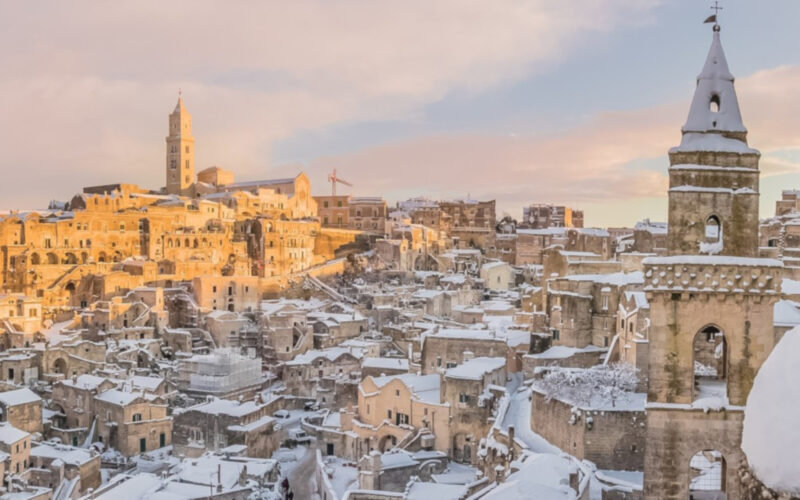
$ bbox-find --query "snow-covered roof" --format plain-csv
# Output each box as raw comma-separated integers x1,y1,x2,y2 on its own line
527,345,605,360
643,255,782,267
560,271,644,286
284,347,364,366
371,373,441,404
742,326,800,495
31,442,94,465
0,388,41,406
95,389,150,406
187,398,269,418
774,300,800,328
362,357,409,371
0,422,29,444
481,453,578,499
445,357,505,381
681,29,747,135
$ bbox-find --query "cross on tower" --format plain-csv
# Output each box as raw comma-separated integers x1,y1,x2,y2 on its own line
710,0,723,17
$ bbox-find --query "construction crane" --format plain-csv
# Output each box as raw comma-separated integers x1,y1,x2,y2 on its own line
327,169,353,196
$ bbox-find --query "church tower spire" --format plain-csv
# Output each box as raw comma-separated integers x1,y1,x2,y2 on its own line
165,94,195,196
666,23,761,257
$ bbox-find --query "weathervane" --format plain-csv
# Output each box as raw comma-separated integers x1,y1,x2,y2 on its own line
705,1,722,31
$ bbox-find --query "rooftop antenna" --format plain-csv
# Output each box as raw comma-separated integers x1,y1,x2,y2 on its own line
704,1,722,31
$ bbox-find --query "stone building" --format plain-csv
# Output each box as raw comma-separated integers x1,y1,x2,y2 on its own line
439,199,496,250
521,204,584,229
281,346,364,402
172,397,279,458
420,329,509,375
641,24,783,499
529,389,646,472
341,373,450,455
546,272,643,349
0,388,42,434
0,422,31,475
29,442,101,494
93,388,172,456
443,357,506,464
349,197,388,234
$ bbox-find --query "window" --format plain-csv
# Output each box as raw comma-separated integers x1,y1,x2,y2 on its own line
323,201,329,208
185,145,190,153
395,390,400,396
132,413,142,422
387,410,392,419
601,294,609,311
185,159,190,169
170,159,177,169
705,215,720,240
459,393,470,403
709,94,720,113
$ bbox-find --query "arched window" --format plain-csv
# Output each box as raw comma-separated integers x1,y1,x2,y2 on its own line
709,94,720,113
689,450,725,494
693,325,726,402
705,215,721,240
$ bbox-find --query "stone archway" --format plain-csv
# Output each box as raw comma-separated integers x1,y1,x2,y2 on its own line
693,325,726,403
378,434,397,452
689,450,726,498
52,357,68,375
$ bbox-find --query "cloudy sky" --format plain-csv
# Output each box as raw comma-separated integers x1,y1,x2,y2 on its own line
1,0,799,226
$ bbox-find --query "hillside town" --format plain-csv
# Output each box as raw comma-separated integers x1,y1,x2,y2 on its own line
0,19,797,500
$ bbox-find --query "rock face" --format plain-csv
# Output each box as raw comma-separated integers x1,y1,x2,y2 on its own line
741,326,800,497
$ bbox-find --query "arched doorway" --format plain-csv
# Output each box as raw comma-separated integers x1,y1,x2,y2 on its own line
693,325,726,402
689,450,726,498
52,357,67,375
378,435,397,452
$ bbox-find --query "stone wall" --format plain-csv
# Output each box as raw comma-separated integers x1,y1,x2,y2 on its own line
530,390,646,471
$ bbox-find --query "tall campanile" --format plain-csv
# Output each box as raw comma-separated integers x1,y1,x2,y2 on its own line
165,96,195,196
641,21,783,499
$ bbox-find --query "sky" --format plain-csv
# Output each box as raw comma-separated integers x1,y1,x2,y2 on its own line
1,0,799,227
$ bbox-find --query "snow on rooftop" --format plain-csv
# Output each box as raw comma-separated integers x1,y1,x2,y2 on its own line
362,357,409,371
774,300,800,328
0,422,29,444
188,398,268,418
285,346,364,366
742,326,800,495
782,278,800,296
406,481,467,500
445,357,505,380
371,373,441,404
31,442,93,465
643,255,782,267
528,345,606,360
481,453,577,499
560,271,643,286
681,29,747,135
0,388,41,406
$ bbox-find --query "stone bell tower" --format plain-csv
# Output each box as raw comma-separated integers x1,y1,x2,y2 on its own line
165,95,195,196
666,23,760,257
642,21,782,499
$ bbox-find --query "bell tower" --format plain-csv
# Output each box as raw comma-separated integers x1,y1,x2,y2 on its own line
165,95,195,196
642,20,783,499
666,23,760,257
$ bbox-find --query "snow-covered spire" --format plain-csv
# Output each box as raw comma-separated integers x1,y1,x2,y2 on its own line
681,25,746,135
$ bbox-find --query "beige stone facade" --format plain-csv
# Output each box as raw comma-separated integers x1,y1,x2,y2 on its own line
641,27,782,499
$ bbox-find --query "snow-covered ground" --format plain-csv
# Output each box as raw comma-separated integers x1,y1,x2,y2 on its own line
500,374,560,454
